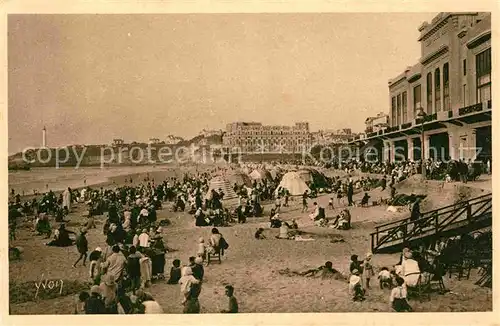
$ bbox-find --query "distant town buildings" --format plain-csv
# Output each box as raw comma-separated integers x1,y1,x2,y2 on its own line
112,139,124,146
365,113,389,133
222,122,313,153
199,129,223,138
165,135,184,145
350,12,491,163
149,138,161,145
312,128,354,145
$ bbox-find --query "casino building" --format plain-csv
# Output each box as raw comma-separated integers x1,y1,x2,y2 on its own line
222,122,313,154
350,12,491,163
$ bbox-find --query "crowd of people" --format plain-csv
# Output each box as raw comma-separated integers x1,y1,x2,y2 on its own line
338,157,489,183
8,156,491,314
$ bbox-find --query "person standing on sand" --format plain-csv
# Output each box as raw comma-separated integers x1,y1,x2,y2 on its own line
302,190,309,212
347,181,354,206
73,229,89,268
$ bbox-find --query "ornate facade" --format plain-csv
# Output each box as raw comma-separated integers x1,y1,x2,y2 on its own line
351,12,491,163
222,122,313,153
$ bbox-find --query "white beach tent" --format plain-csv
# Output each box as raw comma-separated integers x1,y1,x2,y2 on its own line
275,171,311,196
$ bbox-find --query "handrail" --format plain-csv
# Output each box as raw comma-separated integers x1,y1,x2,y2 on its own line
371,193,492,251
374,193,491,230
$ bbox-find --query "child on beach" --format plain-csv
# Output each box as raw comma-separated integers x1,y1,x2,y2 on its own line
348,269,365,301
390,277,413,312
167,259,182,284
362,253,375,289
349,254,363,274
378,267,393,289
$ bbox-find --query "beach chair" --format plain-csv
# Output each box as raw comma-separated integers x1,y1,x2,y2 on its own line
207,247,222,265
406,274,430,302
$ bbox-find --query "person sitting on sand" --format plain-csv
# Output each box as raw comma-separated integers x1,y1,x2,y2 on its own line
276,222,291,240
361,192,370,207
167,259,182,284
332,209,351,230
299,261,346,280
270,212,282,228
255,228,266,239
309,202,320,221
46,223,75,247
35,212,52,238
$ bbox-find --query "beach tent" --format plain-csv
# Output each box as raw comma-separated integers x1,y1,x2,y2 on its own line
249,169,273,182
275,172,311,196
297,168,329,188
268,166,283,181
205,176,238,200
225,171,253,187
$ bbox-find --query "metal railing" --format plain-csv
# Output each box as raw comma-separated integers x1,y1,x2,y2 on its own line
370,193,492,252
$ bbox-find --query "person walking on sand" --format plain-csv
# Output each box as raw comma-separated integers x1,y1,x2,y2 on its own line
73,228,89,268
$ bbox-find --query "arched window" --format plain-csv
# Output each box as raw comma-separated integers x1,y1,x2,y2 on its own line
426,72,433,114
435,68,441,112
443,63,450,110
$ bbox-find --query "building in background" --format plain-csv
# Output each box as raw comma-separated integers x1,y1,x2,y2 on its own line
365,113,389,133
313,128,354,145
149,138,161,145
199,129,224,138
165,135,184,145
223,122,313,153
350,12,491,163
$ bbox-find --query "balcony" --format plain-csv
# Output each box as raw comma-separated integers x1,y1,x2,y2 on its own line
401,122,412,130
415,112,437,125
385,125,400,133
459,103,483,116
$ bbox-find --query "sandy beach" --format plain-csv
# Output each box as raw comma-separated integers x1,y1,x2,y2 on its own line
8,167,492,314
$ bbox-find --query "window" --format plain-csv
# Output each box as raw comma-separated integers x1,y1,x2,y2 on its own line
413,85,422,117
463,84,468,106
402,91,408,123
396,94,402,126
391,97,396,127
426,72,433,114
443,63,450,111
476,48,491,102
463,59,467,76
435,68,441,112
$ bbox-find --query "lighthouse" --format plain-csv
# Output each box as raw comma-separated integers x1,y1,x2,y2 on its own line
42,126,47,148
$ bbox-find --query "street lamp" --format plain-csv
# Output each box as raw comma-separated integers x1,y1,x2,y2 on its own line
417,107,427,179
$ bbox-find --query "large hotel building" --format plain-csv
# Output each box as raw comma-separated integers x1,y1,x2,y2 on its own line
351,12,491,163
222,122,313,153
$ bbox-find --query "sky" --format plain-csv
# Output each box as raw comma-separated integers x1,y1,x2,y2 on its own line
8,13,437,153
